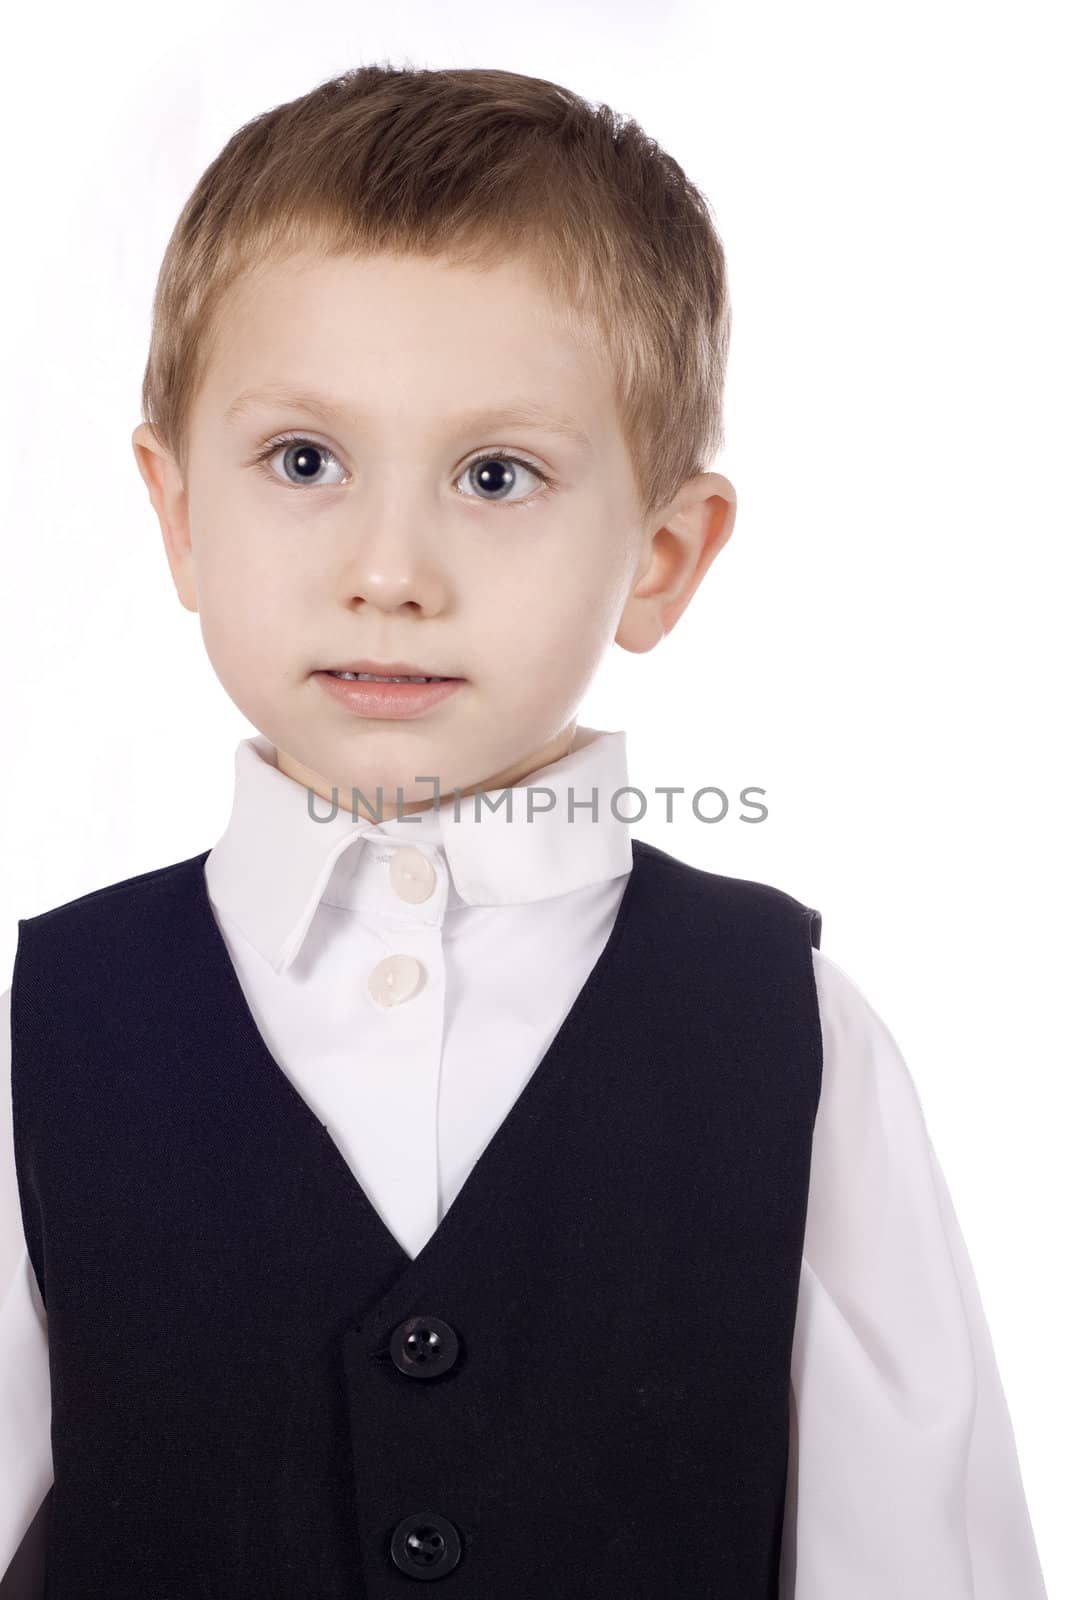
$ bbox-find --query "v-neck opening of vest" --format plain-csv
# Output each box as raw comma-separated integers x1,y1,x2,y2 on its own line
188,839,649,1309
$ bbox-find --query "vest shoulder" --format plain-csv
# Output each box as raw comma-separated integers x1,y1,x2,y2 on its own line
18,850,209,935
630,837,822,947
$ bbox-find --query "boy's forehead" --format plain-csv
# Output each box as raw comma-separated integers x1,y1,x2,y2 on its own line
229,246,580,322
201,249,610,434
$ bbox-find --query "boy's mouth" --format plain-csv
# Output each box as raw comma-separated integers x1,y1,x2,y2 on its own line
320,658,464,684
313,667,466,720
326,671,452,683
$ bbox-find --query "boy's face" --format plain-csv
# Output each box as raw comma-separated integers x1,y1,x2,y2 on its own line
133,249,734,817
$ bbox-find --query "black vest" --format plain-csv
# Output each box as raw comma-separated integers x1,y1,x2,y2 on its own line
11,837,822,1599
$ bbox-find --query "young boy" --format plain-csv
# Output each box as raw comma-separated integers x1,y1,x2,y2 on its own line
0,63,1048,1599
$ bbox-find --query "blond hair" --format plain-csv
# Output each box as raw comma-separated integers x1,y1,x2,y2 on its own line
140,63,731,524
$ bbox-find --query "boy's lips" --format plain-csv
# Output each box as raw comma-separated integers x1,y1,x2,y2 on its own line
313,670,465,720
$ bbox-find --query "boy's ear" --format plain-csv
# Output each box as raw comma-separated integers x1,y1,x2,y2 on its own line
615,471,737,655
130,423,198,613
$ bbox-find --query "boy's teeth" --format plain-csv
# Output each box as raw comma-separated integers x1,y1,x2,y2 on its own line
329,671,447,683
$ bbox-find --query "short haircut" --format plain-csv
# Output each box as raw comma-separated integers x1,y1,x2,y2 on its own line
140,63,731,524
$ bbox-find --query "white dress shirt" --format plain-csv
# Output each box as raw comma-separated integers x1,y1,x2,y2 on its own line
0,725,1048,1597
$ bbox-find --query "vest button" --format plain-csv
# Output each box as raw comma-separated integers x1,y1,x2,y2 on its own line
367,953,423,1006
389,1315,460,1379
389,1510,463,1578
389,845,438,904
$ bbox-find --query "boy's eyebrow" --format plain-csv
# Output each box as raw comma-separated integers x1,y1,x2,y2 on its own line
223,385,594,451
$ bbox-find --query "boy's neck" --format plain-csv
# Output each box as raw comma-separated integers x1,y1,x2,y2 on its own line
273,720,580,822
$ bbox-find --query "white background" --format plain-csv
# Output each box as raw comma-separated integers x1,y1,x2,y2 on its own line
1,0,1062,1586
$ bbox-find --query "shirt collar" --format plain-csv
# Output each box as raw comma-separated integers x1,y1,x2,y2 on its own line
205,724,634,974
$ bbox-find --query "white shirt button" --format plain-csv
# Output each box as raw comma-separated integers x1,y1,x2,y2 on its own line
389,845,437,904
367,953,424,1007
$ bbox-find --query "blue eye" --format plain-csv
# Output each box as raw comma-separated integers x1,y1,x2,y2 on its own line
253,438,346,489
251,435,553,508
457,452,548,505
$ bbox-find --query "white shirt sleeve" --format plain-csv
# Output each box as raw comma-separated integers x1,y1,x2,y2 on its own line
780,950,1047,1598
0,984,53,1580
